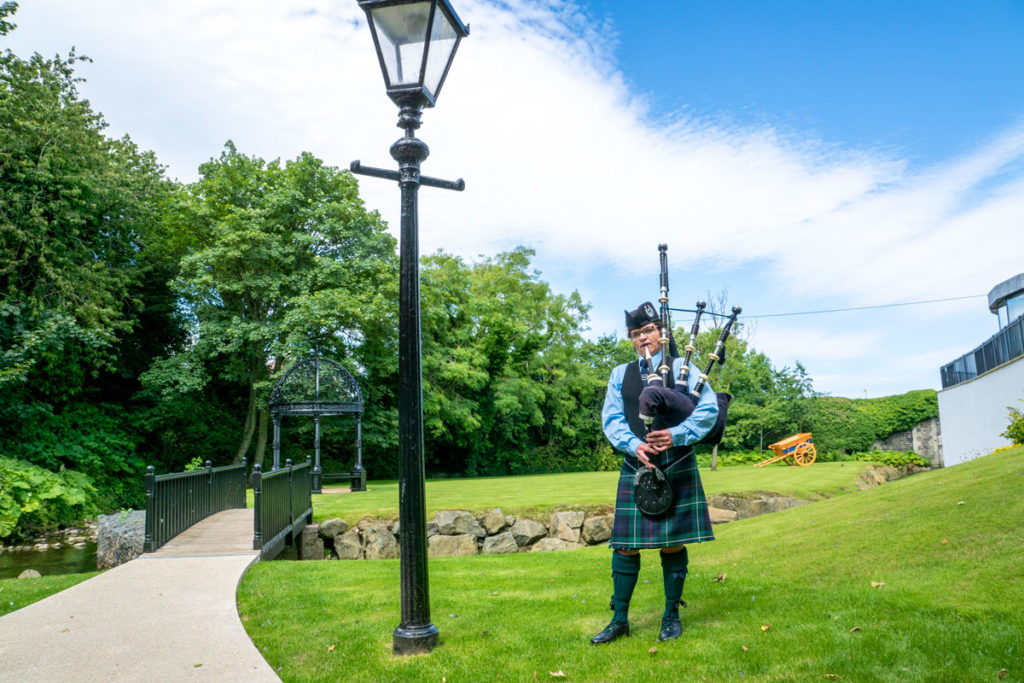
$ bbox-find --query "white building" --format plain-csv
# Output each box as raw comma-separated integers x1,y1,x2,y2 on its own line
937,273,1024,466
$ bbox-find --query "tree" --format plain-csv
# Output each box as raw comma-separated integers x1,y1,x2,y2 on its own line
418,248,612,476
1,4,180,517
149,144,397,467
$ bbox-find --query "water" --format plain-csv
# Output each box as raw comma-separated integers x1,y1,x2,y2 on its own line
0,542,98,579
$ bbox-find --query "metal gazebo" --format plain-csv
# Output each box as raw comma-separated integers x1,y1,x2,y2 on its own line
268,356,366,493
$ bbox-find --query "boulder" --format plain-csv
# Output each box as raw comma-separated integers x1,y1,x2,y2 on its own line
334,529,363,560
511,518,547,547
97,510,145,569
18,569,41,579
434,510,486,538
364,524,399,560
298,525,324,560
481,531,518,555
428,533,478,557
550,510,585,543
319,518,349,539
481,508,506,535
581,515,613,544
531,537,579,552
708,507,738,524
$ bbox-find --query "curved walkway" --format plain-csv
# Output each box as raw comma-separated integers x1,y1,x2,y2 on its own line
0,509,279,682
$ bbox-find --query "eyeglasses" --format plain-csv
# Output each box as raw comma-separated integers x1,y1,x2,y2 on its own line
629,324,659,340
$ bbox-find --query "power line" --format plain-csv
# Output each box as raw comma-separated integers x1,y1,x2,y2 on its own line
669,294,986,319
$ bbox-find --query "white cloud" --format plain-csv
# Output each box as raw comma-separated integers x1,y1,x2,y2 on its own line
7,0,1024,396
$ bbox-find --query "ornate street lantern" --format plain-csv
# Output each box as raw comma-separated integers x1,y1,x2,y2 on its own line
359,0,469,108
352,0,469,657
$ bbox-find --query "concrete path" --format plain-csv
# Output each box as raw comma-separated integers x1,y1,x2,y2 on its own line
0,509,280,682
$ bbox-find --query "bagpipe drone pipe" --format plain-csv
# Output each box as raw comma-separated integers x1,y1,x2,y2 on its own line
637,244,741,446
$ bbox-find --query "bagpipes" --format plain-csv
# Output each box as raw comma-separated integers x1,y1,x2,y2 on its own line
637,244,741,447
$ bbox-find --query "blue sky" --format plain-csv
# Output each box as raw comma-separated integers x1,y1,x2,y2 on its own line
6,0,1024,398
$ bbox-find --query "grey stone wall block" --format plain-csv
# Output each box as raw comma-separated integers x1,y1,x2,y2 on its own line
481,508,506,535
299,525,324,560
482,531,518,555
318,518,349,539
428,533,478,557
581,514,613,544
510,518,547,547
334,529,363,560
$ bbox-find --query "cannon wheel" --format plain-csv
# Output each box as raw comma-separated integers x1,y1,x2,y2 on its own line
792,442,817,466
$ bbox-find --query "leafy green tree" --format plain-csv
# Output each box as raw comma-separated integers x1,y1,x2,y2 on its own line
418,248,611,476
0,4,179,522
149,144,396,467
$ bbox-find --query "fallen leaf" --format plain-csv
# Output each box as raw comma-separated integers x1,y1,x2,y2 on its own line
327,644,335,652
941,540,948,545
662,660,669,664
825,675,838,680
742,645,748,652
870,581,885,588
713,572,727,583
997,669,1008,679
61,628,69,633
193,664,202,668
849,626,861,633
761,624,770,632
648,646,658,654
549,671,566,678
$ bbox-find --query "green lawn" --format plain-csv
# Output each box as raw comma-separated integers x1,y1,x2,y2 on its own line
0,571,100,617
237,448,1024,682
310,461,873,523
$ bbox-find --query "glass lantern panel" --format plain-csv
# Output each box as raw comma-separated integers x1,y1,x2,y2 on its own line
422,4,460,99
370,1,432,86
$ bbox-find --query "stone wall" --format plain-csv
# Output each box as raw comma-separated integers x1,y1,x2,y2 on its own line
313,494,818,561
871,417,943,467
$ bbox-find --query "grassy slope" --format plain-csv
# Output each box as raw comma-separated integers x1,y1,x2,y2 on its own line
238,448,1024,682
311,461,872,523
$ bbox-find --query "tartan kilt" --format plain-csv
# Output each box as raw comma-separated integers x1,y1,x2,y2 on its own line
609,446,715,550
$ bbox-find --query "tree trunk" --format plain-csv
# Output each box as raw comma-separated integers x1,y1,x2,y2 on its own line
233,384,258,464
711,444,719,471
253,408,269,471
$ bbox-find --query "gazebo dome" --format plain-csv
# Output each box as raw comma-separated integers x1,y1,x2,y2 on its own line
269,356,363,416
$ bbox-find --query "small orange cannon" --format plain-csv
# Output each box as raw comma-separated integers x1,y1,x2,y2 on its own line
754,432,817,467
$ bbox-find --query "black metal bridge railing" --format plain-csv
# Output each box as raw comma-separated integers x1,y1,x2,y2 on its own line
143,459,248,553
252,457,313,560
940,315,1024,388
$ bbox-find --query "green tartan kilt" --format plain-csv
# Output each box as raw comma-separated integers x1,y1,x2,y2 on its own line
609,446,715,550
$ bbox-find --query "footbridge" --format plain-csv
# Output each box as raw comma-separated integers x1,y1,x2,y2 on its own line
0,459,317,682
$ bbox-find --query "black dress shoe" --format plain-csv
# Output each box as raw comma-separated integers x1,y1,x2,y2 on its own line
658,617,682,641
590,621,630,644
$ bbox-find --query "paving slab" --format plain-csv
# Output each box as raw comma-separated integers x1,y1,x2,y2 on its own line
0,509,279,682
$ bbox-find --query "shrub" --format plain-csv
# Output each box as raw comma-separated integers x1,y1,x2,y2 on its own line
1002,401,1024,445
853,450,930,468
0,457,98,540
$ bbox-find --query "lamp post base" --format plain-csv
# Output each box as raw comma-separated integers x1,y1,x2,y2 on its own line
393,622,439,655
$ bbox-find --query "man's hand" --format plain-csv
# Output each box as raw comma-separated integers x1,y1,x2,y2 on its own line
635,443,657,467
645,429,674,452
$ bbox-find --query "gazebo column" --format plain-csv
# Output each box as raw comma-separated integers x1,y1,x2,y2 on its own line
312,414,323,494
272,414,282,470
352,414,366,492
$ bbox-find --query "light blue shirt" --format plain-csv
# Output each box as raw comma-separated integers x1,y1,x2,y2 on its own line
602,350,719,456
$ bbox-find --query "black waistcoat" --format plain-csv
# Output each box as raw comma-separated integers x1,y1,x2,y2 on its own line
622,360,690,451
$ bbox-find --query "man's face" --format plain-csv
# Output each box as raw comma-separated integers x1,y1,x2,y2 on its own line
629,322,660,357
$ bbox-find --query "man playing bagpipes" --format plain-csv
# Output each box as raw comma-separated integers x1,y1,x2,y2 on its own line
592,300,719,644
592,245,741,644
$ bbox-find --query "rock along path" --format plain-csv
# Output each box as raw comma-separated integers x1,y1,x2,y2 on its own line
0,508,279,682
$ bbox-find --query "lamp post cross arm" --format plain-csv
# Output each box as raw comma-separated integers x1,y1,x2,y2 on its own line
350,160,465,192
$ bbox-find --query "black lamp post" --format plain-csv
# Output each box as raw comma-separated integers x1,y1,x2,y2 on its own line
351,0,469,656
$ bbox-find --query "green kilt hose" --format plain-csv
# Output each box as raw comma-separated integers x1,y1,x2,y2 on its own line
609,446,715,550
